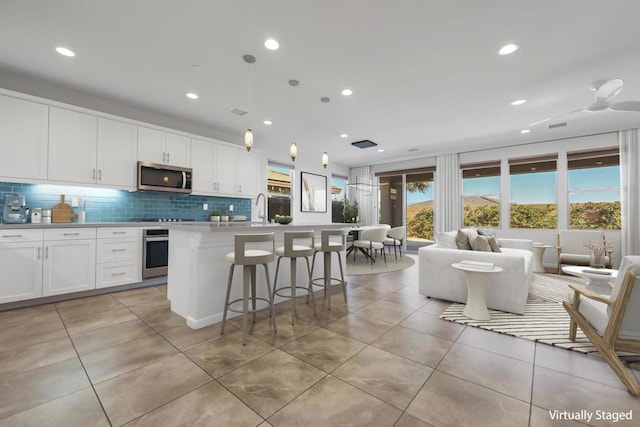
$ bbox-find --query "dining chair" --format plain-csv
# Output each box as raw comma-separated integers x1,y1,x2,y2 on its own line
353,227,387,266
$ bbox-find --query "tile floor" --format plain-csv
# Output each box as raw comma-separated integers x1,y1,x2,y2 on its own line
1,256,640,426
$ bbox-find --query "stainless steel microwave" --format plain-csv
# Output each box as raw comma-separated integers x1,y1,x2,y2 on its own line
137,161,192,193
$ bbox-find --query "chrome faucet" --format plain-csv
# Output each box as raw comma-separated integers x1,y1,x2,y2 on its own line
256,193,267,225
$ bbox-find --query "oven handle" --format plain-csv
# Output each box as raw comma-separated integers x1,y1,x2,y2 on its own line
144,237,169,242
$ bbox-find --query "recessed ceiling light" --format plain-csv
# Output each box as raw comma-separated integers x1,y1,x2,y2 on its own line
55,47,75,57
341,89,353,96
377,149,384,153
186,92,199,100
498,43,519,55
511,99,527,106
340,133,348,138
263,120,272,125
264,39,279,50
520,129,531,134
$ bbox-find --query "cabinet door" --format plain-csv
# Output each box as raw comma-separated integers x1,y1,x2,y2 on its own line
137,126,165,164
165,132,191,167
43,239,96,296
237,149,259,196
97,118,137,188
215,144,238,194
190,138,215,195
48,107,98,183
0,242,43,303
0,95,48,180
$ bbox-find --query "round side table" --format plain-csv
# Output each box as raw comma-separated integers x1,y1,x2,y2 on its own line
451,262,503,320
532,243,553,273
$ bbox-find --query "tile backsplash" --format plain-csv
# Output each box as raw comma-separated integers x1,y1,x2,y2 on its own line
0,182,251,223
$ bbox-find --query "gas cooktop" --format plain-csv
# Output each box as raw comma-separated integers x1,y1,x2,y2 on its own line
134,218,196,222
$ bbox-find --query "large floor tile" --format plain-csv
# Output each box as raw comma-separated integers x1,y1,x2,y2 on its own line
268,375,402,427
0,336,76,378
0,358,90,419
394,413,433,427
399,311,465,341
372,325,453,367
323,314,394,344
354,300,415,324
160,323,225,351
128,303,191,332
379,291,429,310
332,346,432,410
245,313,318,348
0,304,58,326
218,349,325,418
417,298,452,316
95,353,211,426
457,325,535,363
437,342,533,402
281,328,366,372
81,333,178,384
110,286,167,307
532,366,640,426
406,370,530,427
125,381,262,427
63,307,139,335
70,318,156,355
0,387,109,427
0,310,67,352
185,329,276,378
55,294,124,320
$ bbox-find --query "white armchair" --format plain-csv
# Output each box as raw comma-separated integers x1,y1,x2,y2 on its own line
353,227,387,266
563,256,640,395
384,226,406,261
557,230,613,273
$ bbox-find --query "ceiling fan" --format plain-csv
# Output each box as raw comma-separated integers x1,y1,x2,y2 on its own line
529,78,640,127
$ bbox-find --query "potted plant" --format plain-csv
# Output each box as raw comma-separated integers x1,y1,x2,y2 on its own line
342,197,359,224
220,208,229,222
210,210,221,222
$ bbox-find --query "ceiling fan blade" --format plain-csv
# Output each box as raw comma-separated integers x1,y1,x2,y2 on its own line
609,101,640,113
528,108,585,127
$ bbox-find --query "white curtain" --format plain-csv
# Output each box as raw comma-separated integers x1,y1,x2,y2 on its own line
434,153,462,232
619,129,640,257
349,166,377,225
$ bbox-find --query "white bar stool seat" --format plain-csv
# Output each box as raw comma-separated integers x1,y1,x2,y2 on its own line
221,233,277,345
273,231,316,324
310,229,348,310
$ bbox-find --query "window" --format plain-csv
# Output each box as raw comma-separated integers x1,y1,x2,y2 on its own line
267,162,292,220
568,148,620,229
331,175,348,223
461,161,501,227
405,171,435,243
509,155,558,229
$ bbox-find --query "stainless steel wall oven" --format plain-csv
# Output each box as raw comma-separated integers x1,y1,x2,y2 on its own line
142,228,169,278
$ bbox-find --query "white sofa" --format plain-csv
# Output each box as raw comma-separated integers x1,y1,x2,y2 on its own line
419,238,534,314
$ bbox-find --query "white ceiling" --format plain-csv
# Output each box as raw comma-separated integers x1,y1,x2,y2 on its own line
1,0,640,168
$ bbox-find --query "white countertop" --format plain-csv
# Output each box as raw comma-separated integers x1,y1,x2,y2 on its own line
0,221,354,231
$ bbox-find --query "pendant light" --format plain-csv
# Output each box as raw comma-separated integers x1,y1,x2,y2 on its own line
243,54,255,151
289,79,299,161
320,96,330,168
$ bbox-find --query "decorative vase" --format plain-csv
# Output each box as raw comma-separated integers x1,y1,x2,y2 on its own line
210,216,220,222
589,249,606,269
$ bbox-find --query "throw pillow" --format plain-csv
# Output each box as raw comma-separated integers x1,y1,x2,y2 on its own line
456,228,478,250
435,231,458,249
477,228,497,238
470,235,492,252
487,236,502,253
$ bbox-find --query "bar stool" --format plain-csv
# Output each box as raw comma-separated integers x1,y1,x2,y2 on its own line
273,231,316,324
221,233,277,345
310,229,348,310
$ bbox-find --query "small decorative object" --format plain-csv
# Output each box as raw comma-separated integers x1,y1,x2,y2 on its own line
301,171,327,212
210,211,221,222
274,214,293,224
583,238,614,269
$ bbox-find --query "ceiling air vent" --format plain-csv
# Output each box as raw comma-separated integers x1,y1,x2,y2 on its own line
351,139,377,149
408,148,419,152
230,107,248,116
548,122,567,129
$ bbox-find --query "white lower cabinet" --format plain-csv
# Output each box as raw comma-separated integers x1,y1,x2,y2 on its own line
43,228,97,296
0,235,44,303
96,227,141,288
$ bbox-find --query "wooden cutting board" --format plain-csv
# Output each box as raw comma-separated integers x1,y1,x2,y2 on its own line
52,194,77,223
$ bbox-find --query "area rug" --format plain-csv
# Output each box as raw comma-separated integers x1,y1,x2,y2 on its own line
439,273,612,357
345,253,415,276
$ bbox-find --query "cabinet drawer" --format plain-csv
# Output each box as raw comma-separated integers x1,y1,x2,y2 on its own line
97,238,139,262
44,228,97,241
96,261,140,288
97,227,140,239
0,229,43,243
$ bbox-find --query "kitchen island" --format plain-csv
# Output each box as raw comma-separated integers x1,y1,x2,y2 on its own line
167,222,350,329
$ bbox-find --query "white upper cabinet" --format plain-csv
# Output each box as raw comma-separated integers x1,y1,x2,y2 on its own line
236,149,259,196
96,118,137,188
190,138,216,194
138,127,191,168
0,95,49,181
215,144,238,194
48,107,98,184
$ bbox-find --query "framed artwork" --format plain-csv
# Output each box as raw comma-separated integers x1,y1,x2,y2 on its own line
301,172,327,212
